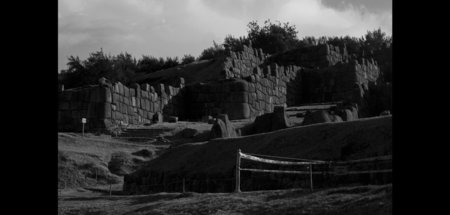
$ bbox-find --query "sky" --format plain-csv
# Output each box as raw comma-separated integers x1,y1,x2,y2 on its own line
58,0,392,72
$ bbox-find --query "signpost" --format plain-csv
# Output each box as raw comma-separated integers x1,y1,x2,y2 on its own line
81,118,86,137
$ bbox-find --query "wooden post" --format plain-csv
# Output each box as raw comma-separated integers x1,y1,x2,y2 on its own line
235,149,241,193
95,169,98,185
309,163,314,191
182,178,185,193
82,123,85,137
109,183,112,196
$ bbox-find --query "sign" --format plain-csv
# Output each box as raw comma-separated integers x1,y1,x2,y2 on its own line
333,166,349,175
82,118,87,123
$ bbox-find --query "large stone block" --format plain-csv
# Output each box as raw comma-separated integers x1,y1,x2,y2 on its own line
152,112,163,123
154,101,160,112
210,114,237,139
149,101,154,112
140,98,146,109
141,90,149,98
112,93,120,104
123,97,130,106
225,102,250,120
249,92,257,104
103,103,112,119
256,90,264,101
128,106,134,116
145,99,150,111
142,84,151,91
118,82,124,95
231,92,248,103
59,102,70,110
124,86,130,98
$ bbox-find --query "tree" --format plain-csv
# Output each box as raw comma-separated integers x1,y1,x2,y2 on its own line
112,52,137,85
181,54,196,65
198,41,225,60
137,55,163,74
223,35,249,52
246,20,300,54
163,56,180,69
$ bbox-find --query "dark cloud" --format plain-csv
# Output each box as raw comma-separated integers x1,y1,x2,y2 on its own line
321,0,391,13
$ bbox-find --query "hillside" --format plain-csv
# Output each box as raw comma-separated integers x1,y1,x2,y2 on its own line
133,57,226,85
124,116,392,193
58,133,168,189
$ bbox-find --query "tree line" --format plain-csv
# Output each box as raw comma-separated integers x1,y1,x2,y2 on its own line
59,19,392,89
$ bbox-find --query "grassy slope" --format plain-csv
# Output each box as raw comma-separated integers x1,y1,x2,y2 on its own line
58,133,168,188
58,183,392,215
133,116,392,176
133,58,225,85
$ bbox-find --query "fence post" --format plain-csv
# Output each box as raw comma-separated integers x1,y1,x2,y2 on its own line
109,183,112,196
235,149,241,193
309,163,314,191
182,178,185,193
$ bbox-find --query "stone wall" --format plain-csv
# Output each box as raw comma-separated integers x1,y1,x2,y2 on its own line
266,43,350,68
184,70,301,120
58,78,185,132
300,58,380,116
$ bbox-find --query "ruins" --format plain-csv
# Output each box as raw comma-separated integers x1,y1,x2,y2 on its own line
58,42,387,133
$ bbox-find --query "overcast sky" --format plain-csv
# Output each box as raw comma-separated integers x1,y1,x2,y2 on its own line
58,0,392,72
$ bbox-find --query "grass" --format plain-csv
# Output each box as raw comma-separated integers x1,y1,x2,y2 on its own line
58,183,392,215
58,132,166,189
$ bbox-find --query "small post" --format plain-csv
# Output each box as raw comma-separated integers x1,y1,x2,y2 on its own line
109,183,112,196
309,163,314,192
182,178,185,193
95,169,98,185
235,149,241,193
81,118,86,137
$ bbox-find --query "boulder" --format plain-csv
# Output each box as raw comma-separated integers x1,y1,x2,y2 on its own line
152,112,163,123
336,103,359,121
210,114,237,139
253,106,290,134
302,110,343,126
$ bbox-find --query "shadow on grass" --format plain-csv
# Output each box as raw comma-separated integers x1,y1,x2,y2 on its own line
264,188,312,201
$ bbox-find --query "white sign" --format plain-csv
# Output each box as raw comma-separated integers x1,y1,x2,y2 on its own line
82,118,87,123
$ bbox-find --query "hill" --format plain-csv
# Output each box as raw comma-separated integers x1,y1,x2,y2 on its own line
124,116,392,193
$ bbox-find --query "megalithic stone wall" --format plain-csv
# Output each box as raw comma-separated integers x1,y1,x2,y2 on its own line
219,44,305,108
58,77,186,133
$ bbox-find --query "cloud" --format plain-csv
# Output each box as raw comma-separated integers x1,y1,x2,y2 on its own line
58,0,391,72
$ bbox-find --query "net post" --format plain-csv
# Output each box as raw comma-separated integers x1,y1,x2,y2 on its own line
235,149,241,193
309,163,314,191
